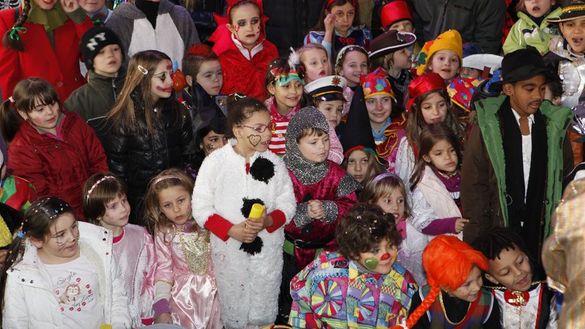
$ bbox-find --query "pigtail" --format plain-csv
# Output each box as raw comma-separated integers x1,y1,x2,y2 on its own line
0,98,24,142
0,231,27,319
404,285,441,328
2,0,30,51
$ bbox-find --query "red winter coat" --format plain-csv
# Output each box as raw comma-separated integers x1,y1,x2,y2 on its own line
0,8,92,101
210,25,278,101
7,111,108,218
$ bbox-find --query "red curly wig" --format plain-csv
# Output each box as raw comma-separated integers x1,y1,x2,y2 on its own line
392,235,489,329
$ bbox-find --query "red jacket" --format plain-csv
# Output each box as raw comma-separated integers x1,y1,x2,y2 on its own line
0,8,92,101
211,25,278,101
7,111,108,218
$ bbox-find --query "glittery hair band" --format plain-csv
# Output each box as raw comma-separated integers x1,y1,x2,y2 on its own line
151,175,181,186
86,176,117,200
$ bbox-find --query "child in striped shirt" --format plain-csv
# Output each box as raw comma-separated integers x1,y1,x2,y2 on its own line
264,57,304,155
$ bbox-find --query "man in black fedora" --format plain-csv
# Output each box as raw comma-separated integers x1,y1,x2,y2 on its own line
461,47,573,264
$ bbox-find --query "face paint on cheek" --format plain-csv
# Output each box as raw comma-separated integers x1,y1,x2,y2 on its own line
364,257,378,270
247,134,261,146
235,25,241,32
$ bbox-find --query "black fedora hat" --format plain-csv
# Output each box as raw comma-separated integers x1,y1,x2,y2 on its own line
499,47,552,84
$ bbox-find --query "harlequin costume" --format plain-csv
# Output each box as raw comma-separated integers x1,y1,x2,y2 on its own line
209,0,278,101
0,175,34,213
192,138,296,328
153,220,221,329
0,3,93,101
289,251,418,328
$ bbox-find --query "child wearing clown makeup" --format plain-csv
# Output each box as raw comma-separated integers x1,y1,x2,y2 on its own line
392,235,501,329
192,95,296,328
279,107,360,323
473,227,558,329
265,57,304,156
289,203,418,328
415,29,463,83
304,0,372,59
208,0,278,100
102,50,196,225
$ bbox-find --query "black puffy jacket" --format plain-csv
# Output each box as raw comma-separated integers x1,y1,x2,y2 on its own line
263,0,324,55
103,95,196,224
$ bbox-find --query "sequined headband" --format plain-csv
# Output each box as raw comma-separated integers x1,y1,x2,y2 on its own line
28,198,71,221
86,176,117,200
151,175,181,186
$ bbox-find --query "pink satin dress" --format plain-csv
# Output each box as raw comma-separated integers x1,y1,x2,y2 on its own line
154,222,222,329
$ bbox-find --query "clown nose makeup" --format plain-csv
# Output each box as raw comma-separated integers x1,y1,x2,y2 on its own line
380,252,391,261
364,258,378,270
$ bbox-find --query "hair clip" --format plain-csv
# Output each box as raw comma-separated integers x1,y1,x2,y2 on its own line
137,65,149,75
230,93,246,101
8,96,14,103
16,231,25,239
86,176,116,200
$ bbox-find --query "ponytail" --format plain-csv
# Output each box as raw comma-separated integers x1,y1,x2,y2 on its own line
0,99,24,142
0,231,27,320
2,0,31,51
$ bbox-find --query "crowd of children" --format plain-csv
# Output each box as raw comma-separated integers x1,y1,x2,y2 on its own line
0,0,585,328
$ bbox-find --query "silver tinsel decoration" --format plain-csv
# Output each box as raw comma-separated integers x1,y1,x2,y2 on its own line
0,0,20,10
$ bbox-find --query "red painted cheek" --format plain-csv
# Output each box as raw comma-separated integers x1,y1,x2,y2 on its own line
380,253,391,261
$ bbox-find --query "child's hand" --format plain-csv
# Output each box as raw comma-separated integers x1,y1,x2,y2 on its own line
228,222,257,243
155,312,173,324
245,218,265,234
60,0,80,13
455,218,469,233
308,200,324,220
324,13,335,33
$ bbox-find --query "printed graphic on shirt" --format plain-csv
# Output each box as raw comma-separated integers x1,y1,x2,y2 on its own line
53,273,96,312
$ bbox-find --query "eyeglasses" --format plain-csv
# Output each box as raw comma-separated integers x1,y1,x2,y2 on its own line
240,122,276,133
152,71,172,82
